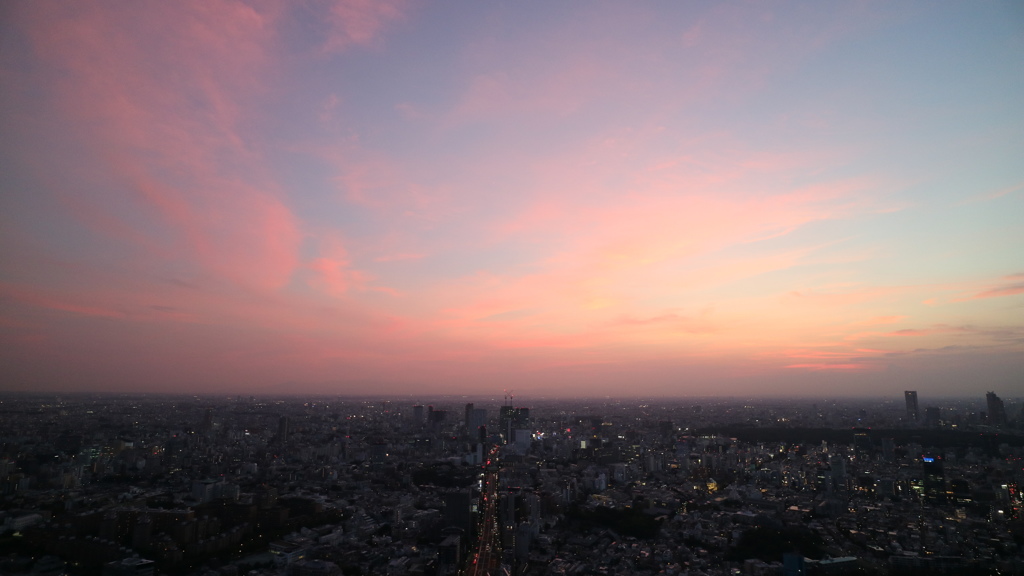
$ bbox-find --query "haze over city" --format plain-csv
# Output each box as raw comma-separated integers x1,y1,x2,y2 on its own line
1,2,1022,397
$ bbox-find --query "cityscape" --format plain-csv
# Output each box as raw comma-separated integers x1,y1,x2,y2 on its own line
2,2,1023,576
1,391,1022,576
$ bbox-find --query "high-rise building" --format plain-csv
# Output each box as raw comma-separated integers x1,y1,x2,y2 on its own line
428,408,447,428
499,406,530,443
277,415,289,440
881,437,895,461
904,391,919,421
499,405,515,438
922,454,945,503
512,407,530,429
442,490,473,533
853,428,872,453
986,391,1007,426
468,408,487,435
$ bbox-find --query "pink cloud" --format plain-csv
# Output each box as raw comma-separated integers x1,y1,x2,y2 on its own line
3,3,1018,394
0,283,125,319
851,315,908,326
305,234,400,297
846,324,973,341
785,285,908,308
15,1,304,292
766,343,892,373
406,161,889,357
960,181,1024,204
323,0,406,52
319,94,342,123
785,363,872,371
308,257,358,296
448,52,609,124
374,253,426,263
610,312,717,335
782,351,865,360
966,281,1024,301
323,149,456,221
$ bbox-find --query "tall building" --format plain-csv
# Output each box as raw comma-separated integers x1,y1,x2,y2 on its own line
277,415,289,440
468,407,487,435
442,490,473,533
499,405,515,442
499,406,530,443
881,437,895,461
904,391,919,421
922,454,945,503
428,408,447,428
986,391,1007,426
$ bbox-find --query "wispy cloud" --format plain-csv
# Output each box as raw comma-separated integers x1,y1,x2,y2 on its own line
322,0,406,52
0,283,125,319
1,2,1021,394
963,278,1024,301
785,363,873,371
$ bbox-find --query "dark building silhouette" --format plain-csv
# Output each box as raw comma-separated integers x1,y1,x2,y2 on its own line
881,437,895,461
428,407,448,429
853,428,872,453
986,391,1007,426
922,455,945,503
277,415,289,440
499,406,531,443
202,407,214,431
442,490,473,534
904,391,919,421
659,420,674,437
499,405,515,439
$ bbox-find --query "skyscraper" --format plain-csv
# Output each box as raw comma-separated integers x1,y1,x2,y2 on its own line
468,407,488,436
499,405,515,442
499,406,530,443
922,454,945,503
202,407,214,431
986,391,1007,426
904,391,919,421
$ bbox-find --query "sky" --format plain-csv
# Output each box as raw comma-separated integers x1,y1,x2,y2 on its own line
1,1,1022,399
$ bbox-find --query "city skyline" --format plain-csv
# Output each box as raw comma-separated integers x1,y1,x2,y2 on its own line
1,2,1022,397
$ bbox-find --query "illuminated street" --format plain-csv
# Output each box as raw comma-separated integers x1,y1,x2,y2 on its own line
467,459,502,576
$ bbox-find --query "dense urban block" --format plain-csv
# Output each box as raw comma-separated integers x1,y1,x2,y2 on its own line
1,392,1022,576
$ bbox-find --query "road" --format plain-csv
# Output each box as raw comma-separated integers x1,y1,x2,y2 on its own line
466,460,502,576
